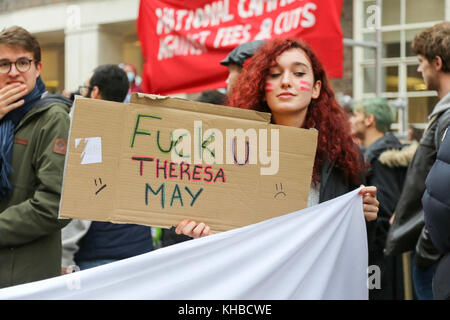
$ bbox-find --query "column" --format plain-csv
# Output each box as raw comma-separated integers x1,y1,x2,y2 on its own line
64,24,123,92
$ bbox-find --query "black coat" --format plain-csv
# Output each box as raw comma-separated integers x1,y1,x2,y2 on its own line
365,133,407,253
319,160,361,203
422,126,450,254
422,125,450,300
365,133,407,300
318,152,376,244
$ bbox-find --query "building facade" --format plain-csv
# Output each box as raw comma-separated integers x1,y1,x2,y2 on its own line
0,0,142,94
353,0,450,132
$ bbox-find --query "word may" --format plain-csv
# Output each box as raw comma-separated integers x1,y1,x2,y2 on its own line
130,117,279,175
131,156,226,183
145,182,203,209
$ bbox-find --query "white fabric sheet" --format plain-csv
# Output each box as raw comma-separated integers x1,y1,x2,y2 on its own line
0,188,368,300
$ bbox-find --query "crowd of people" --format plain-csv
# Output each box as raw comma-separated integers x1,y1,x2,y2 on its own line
0,21,449,300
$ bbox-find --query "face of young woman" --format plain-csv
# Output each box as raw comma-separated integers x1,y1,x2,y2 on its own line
264,48,321,118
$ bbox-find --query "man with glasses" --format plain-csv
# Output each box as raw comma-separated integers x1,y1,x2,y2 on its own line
0,26,71,288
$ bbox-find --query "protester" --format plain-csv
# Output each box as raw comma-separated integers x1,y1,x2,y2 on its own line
196,89,225,105
422,125,450,300
220,40,267,98
0,26,71,288
177,38,379,238
350,98,407,300
385,21,450,300
120,62,143,103
61,64,155,272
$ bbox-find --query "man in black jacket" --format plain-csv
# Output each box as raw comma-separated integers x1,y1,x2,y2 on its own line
351,98,407,300
384,21,450,300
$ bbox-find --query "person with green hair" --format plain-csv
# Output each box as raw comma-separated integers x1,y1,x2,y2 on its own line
350,97,408,300
352,98,395,141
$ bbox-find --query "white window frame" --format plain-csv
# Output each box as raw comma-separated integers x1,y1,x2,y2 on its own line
353,0,450,132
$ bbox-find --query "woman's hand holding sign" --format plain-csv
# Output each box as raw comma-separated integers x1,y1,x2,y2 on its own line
176,219,212,238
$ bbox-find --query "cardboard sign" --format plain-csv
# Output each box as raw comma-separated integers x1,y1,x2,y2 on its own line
59,93,318,233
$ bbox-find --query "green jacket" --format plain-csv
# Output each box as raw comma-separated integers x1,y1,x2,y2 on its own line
0,98,71,288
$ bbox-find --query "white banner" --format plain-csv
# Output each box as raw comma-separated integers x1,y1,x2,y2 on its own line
0,188,368,300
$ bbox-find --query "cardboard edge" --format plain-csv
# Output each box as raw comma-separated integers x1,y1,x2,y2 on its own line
58,98,78,220
130,93,272,123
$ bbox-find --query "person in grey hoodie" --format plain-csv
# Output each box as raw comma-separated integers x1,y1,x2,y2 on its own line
384,21,450,300
350,98,407,300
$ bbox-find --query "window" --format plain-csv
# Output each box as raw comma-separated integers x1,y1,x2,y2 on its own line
354,0,448,132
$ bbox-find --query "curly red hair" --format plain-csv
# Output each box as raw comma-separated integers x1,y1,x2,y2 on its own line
229,38,363,184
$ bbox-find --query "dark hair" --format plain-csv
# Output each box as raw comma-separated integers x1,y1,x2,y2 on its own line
0,26,41,63
409,125,424,142
412,22,450,72
196,90,225,105
220,40,267,67
89,64,129,102
230,38,364,185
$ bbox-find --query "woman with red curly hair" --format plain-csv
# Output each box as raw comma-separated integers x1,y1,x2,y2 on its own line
177,38,379,238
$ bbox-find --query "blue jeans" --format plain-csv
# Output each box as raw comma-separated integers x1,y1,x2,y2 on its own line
77,259,118,271
412,259,439,300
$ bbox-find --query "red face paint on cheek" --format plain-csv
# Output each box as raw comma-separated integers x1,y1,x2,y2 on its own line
299,80,311,91
265,82,274,92
300,80,311,86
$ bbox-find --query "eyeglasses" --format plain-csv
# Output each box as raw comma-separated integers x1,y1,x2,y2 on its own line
0,58,35,74
78,85,93,97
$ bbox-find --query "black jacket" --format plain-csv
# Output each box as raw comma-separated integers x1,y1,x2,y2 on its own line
365,133,407,253
319,159,363,203
319,155,374,246
385,92,450,268
422,125,450,254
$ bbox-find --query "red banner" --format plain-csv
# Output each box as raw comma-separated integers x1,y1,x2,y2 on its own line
137,0,344,95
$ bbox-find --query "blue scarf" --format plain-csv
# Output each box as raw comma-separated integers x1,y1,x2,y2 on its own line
0,77,46,200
